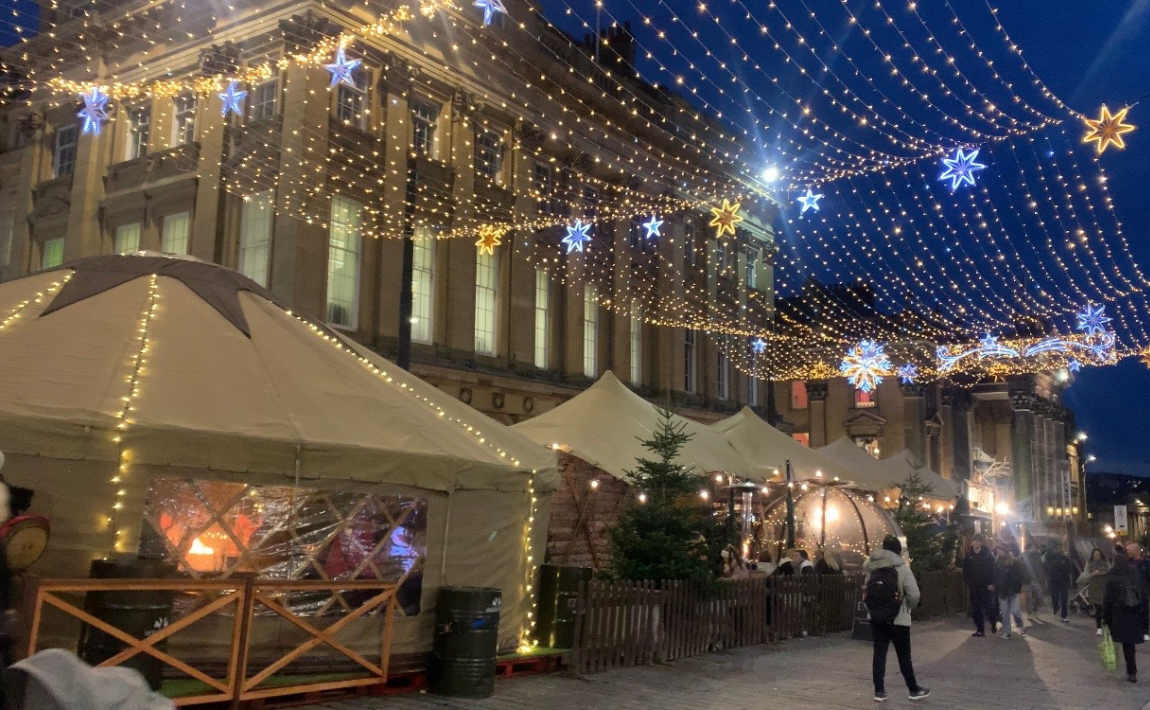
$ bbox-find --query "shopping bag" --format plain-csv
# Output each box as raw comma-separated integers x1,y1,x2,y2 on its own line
1101,627,1117,672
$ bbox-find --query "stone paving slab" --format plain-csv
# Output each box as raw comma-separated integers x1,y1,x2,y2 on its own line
296,612,1150,710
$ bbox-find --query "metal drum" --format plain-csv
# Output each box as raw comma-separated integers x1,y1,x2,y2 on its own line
77,558,176,690
536,565,591,649
428,586,501,698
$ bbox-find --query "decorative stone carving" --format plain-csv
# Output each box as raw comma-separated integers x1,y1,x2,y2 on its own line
804,380,828,401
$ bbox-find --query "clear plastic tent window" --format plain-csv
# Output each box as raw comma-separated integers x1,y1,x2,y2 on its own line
138,478,427,616
760,486,899,572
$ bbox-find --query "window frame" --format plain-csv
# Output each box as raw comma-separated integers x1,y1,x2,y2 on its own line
238,190,274,287
52,124,78,178
40,237,65,270
474,126,504,184
334,66,370,130
411,229,435,344
717,336,729,401
160,211,191,255
113,222,142,255
326,195,363,329
474,246,498,355
791,380,809,410
534,269,550,370
684,223,698,267
249,79,278,122
410,98,440,159
171,93,198,147
533,163,557,216
127,105,150,160
684,328,697,394
582,284,599,379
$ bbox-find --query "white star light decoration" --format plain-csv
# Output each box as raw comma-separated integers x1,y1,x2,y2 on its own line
752,337,766,355
563,220,593,253
1068,359,1082,373
939,147,987,191
797,188,823,215
1076,303,1111,337
839,340,892,394
897,363,919,385
473,0,506,25
218,80,248,117
78,87,109,135
325,46,362,88
642,215,663,239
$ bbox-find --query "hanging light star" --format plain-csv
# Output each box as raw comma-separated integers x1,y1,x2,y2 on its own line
77,87,109,135
938,147,986,191
1068,359,1082,373
797,188,823,215
1142,350,1150,370
752,337,766,355
473,0,506,25
839,340,891,394
642,215,663,239
709,199,743,238
475,225,504,255
1083,105,1135,155
325,46,362,88
563,220,593,253
897,363,919,385
1076,303,1111,337
218,80,248,117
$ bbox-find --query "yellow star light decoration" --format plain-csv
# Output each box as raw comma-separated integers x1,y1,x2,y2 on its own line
1083,105,1135,154
709,199,743,238
1142,349,1150,370
475,225,505,255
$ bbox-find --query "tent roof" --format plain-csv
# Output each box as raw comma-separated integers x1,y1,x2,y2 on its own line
511,371,750,481
879,450,962,500
817,437,900,492
0,255,541,493
710,408,855,484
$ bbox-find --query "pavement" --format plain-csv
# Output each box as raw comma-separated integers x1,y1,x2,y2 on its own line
297,611,1150,710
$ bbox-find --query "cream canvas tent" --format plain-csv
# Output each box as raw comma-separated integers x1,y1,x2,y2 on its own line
711,408,856,484
880,450,962,501
0,254,556,656
818,436,902,493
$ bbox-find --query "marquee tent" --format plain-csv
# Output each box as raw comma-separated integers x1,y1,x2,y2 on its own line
879,450,962,501
710,408,855,484
818,436,900,493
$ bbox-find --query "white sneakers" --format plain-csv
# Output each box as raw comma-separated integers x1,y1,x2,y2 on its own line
1097,628,1103,636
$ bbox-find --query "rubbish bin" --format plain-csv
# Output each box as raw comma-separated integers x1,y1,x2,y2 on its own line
428,586,501,698
535,565,591,649
77,558,176,690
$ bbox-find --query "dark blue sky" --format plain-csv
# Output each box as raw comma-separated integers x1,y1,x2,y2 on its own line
4,1,1150,472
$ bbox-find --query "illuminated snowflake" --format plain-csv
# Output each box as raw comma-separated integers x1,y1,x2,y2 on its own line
839,340,891,393
939,147,986,191
1076,303,1111,337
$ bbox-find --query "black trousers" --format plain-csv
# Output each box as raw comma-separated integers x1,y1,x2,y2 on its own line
1094,604,1104,629
1123,642,1138,677
872,622,918,694
969,587,996,633
1050,584,1070,619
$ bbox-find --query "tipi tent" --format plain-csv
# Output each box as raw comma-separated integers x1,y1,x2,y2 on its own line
711,408,855,484
0,254,556,656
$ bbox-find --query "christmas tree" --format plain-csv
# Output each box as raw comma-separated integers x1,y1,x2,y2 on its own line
610,406,721,583
894,467,957,577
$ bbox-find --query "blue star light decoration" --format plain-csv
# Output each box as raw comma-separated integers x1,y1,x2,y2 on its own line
218,80,248,117
1076,303,1111,337
939,147,986,191
897,363,919,385
642,215,663,239
563,220,593,253
752,337,767,355
325,46,362,88
797,188,823,215
78,87,109,135
473,0,506,25
839,340,892,394
1068,359,1082,373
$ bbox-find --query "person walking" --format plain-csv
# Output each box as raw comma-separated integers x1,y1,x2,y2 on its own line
994,546,1030,638
1079,548,1109,636
962,534,997,637
1043,543,1075,623
1126,543,1150,641
1103,553,1148,683
863,536,930,702
1021,544,1047,614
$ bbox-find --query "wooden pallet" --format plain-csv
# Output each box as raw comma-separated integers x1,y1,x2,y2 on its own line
496,652,565,679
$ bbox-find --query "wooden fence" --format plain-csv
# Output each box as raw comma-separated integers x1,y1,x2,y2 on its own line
914,569,967,620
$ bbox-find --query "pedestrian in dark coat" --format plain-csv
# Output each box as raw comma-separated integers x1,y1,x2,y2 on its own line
962,534,997,636
1104,553,1148,683
1043,544,1075,622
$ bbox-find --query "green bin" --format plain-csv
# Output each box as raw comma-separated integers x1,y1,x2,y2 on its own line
428,586,501,698
536,565,591,649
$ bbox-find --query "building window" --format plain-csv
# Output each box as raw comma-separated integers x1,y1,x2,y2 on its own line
249,80,278,122
715,240,728,271
114,222,141,254
745,248,758,288
335,67,368,128
855,389,876,408
583,284,598,378
474,247,498,355
53,125,77,178
854,436,881,458
534,163,557,215
684,328,696,394
792,432,810,447
411,229,435,344
160,211,191,255
684,224,698,267
534,269,549,369
474,127,503,183
748,374,759,406
238,190,274,287
582,186,599,219
630,300,642,386
411,99,439,158
40,237,64,270
127,106,150,160
791,380,808,410
717,338,729,400
326,196,362,328
172,93,197,146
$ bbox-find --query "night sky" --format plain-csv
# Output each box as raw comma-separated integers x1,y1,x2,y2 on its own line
3,1,1149,473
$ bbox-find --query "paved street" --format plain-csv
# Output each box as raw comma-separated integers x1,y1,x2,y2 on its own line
302,613,1150,710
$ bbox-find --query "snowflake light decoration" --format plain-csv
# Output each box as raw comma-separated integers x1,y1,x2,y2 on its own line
218,80,248,117
1076,303,1110,337
642,215,663,239
839,340,891,393
897,363,919,385
939,147,986,191
78,87,109,135
797,187,823,215
473,0,506,25
752,337,766,355
562,220,593,253
325,46,362,88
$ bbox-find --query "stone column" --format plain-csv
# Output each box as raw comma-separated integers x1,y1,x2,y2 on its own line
950,390,973,484
938,389,956,480
1009,390,1036,508
806,380,829,447
900,383,927,464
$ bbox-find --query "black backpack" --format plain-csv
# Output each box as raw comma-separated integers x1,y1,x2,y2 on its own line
865,566,903,624
1124,578,1144,609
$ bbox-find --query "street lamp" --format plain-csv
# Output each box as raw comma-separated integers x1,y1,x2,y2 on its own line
761,165,780,183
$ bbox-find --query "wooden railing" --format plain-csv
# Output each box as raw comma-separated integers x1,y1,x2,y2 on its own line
21,577,398,707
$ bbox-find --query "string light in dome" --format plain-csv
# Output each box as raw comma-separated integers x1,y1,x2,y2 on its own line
218,80,247,118
77,86,109,135
1082,105,1135,155
562,221,593,253
939,147,987,191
